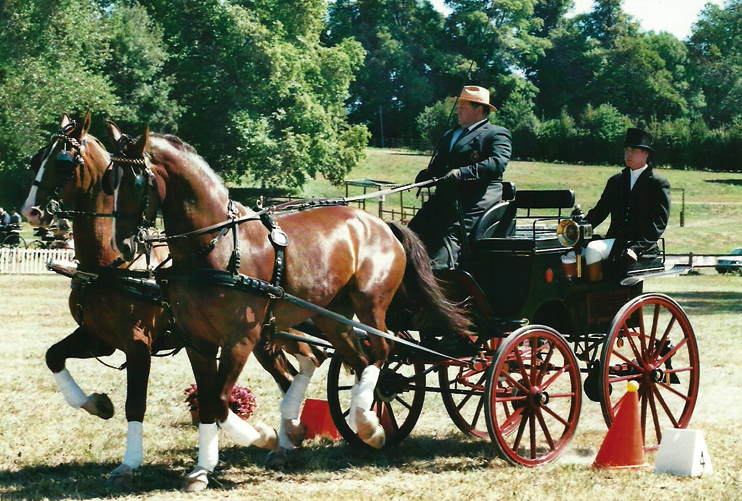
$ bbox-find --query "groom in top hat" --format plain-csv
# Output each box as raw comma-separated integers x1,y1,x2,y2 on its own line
581,127,671,281
409,85,512,270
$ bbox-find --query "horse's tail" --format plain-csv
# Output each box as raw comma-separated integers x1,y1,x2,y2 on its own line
387,222,472,338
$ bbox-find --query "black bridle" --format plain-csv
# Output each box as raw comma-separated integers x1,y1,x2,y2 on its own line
31,122,89,216
108,133,160,233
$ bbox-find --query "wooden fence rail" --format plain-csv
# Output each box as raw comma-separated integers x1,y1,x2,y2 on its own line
0,248,76,275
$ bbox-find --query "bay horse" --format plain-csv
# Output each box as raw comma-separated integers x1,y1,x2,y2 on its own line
107,123,471,491
20,114,319,486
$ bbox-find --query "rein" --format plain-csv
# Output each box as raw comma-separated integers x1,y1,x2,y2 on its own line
134,178,438,246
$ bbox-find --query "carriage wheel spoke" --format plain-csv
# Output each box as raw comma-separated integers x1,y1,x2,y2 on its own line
529,409,537,459
500,369,530,395
383,401,400,432
652,317,676,359
511,408,529,452
513,347,531,386
647,388,663,444
657,338,687,367
652,384,680,428
540,401,570,428
535,408,556,451
648,304,661,359
626,331,645,367
537,344,556,383
637,306,648,357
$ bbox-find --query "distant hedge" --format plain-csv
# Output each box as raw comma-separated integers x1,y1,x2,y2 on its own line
511,105,742,171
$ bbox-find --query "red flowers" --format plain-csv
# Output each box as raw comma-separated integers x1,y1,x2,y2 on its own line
184,383,258,420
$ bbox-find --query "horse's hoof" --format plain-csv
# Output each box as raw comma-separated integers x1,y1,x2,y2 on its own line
107,464,133,488
254,422,279,451
355,409,385,449
182,466,210,492
82,393,114,420
284,418,307,447
265,447,289,470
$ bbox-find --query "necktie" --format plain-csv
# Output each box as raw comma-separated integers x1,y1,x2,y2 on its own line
450,128,469,151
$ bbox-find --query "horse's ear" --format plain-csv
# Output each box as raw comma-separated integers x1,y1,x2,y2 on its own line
131,125,149,158
80,111,92,137
60,113,71,129
106,120,122,147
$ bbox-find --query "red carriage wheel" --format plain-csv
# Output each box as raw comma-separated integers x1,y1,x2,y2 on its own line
326,332,426,449
439,360,490,439
599,293,699,451
439,338,521,438
484,325,582,466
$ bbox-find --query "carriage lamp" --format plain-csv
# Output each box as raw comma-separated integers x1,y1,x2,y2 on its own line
556,205,593,247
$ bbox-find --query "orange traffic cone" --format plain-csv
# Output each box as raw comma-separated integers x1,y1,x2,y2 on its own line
592,381,648,469
300,399,341,440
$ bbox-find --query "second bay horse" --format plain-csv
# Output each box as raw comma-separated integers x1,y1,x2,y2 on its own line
107,124,471,491
20,114,319,486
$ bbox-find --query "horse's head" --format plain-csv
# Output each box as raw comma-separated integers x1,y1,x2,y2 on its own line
106,121,161,262
22,112,98,227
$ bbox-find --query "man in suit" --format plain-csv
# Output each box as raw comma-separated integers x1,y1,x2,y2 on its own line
408,85,512,269
581,128,671,281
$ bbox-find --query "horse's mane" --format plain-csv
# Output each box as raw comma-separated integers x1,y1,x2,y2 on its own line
150,133,198,154
147,133,229,198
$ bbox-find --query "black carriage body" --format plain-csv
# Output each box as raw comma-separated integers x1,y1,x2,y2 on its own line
470,234,643,341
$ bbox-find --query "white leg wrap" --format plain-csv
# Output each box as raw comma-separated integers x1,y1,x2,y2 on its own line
278,418,302,450
280,374,310,419
355,365,380,411
52,369,88,409
197,423,219,472
122,421,143,469
296,354,317,377
219,410,262,447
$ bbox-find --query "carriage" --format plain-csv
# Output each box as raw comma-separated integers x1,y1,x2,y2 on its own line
0,223,25,248
320,183,698,466
101,124,699,487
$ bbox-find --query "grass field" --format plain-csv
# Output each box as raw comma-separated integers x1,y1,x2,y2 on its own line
280,148,742,255
1,150,741,499
0,272,740,500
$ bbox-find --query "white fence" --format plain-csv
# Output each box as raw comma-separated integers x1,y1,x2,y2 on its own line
0,248,76,275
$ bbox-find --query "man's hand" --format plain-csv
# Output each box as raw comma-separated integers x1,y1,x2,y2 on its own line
437,168,461,188
415,169,432,183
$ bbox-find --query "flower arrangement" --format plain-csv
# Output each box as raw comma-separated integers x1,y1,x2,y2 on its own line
184,383,258,420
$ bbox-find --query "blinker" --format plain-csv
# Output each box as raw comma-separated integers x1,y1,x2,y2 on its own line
55,151,76,170
133,173,148,196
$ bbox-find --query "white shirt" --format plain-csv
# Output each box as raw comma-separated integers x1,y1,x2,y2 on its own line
629,164,648,190
450,118,488,151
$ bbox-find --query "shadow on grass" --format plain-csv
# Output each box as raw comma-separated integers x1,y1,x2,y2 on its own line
667,290,742,315
705,179,742,187
0,436,503,499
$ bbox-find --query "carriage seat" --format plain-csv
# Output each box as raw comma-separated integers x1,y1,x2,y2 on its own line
470,182,516,241
474,189,576,241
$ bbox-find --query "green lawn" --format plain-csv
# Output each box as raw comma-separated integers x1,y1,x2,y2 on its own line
270,148,742,255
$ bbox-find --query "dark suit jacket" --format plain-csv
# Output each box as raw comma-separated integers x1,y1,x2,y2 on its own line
585,166,671,258
425,121,512,213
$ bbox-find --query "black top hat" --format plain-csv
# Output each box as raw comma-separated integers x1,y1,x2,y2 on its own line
624,128,654,153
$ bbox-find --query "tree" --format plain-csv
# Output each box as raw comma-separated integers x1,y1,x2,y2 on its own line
325,0,463,144
687,0,742,126
141,0,368,187
0,0,176,206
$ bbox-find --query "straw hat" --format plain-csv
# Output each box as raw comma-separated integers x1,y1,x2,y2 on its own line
451,85,497,111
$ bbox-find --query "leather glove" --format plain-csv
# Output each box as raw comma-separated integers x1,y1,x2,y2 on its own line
415,169,432,183
621,248,638,265
437,168,462,188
